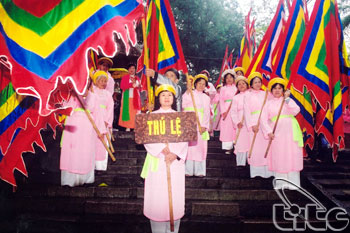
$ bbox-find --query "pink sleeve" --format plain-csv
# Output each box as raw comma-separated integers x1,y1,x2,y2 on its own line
144,143,167,159
219,88,225,114
260,102,273,138
169,142,188,161
231,97,239,128
182,92,192,110
243,95,254,129
120,75,133,90
284,98,300,116
211,93,219,105
105,94,114,128
202,96,210,129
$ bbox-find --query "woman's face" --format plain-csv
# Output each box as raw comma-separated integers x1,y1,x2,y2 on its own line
237,80,248,92
96,76,108,89
251,77,262,90
236,71,244,76
159,91,174,109
128,66,136,75
98,62,109,72
272,84,284,98
225,74,234,85
165,71,177,84
195,79,207,92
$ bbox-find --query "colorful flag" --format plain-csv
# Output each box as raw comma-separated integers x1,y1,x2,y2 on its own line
245,0,285,88
235,9,255,72
145,0,188,74
290,0,346,161
274,0,306,82
0,0,143,185
214,45,228,87
0,0,143,116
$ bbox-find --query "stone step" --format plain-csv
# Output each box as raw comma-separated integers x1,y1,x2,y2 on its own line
136,188,281,201
13,197,143,216
113,149,235,160
95,175,272,190
191,201,240,217
97,166,251,178
109,156,239,167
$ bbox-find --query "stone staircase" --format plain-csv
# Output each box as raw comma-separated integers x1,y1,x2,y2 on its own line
0,130,344,233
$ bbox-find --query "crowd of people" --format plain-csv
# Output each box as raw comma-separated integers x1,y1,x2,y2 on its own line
59,57,304,233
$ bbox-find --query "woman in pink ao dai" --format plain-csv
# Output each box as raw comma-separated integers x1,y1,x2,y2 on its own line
230,76,250,166
182,74,210,177
244,72,274,178
141,84,188,233
260,78,303,189
219,69,237,154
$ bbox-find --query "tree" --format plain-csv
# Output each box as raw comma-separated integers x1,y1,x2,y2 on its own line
171,0,244,77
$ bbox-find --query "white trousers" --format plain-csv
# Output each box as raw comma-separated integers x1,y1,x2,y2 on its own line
236,152,247,166
61,170,94,187
222,141,234,150
250,165,274,178
150,219,181,233
274,171,300,190
185,160,206,176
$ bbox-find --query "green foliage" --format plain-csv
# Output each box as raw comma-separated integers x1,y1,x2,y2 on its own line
170,0,244,78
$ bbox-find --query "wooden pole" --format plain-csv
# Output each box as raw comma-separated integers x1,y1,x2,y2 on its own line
166,162,175,232
165,143,175,232
186,74,203,134
264,98,285,158
234,115,244,145
75,93,116,161
222,101,233,121
248,90,269,158
109,128,115,141
141,17,153,112
106,131,115,153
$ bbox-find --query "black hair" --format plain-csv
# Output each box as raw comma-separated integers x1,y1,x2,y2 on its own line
271,83,285,92
223,73,235,86
127,63,136,70
165,68,180,80
194,77,208,90
154,91,177,111
250,77,262,87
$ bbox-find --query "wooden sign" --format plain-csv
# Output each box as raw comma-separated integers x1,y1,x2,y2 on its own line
135,112,198,144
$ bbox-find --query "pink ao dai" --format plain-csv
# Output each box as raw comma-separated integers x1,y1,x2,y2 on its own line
243,89,269,166
91,88,114,161
182,90,211,161
143,108,188,221
219,84,237,142
260,97,303,173
231,91,250,153
60,94,96,174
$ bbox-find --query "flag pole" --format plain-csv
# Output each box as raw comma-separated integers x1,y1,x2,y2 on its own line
248,89,268,158
234,115,244,145
141,15,153,112
186,74,203,133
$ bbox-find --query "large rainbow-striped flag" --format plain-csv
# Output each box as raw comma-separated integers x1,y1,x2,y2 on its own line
0,0,143,185
272,0,315,150
245,0,285,88
291,0,348,161
145,0,187,73
0,0,143,116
